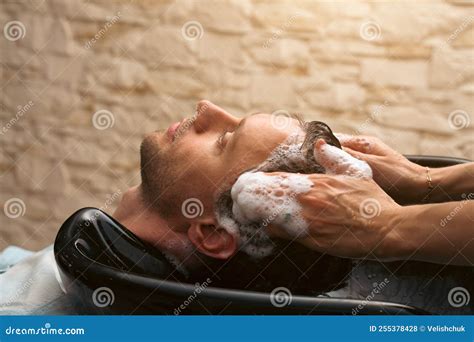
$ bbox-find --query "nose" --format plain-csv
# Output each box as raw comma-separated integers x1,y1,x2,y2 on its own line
193,100,240,133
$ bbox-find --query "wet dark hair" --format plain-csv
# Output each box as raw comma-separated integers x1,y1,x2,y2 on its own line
194,239,352,295
189,121,352,295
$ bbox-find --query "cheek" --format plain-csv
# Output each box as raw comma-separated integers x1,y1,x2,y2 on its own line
177,137,215,165
222,149,266,178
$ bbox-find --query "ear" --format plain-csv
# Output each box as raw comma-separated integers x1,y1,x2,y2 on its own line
187,218,238,260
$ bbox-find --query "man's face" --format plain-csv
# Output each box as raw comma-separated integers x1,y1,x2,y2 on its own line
140,100,304,221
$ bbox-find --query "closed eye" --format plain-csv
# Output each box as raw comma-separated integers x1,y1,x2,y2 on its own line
217,130,230,150
216,116,250,151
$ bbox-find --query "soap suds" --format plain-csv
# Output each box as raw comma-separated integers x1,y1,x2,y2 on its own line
231,172,313,238
216,128,373,259
313,140,373,179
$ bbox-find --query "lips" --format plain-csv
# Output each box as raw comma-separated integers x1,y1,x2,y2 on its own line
167,122,181,141
167,118,188,142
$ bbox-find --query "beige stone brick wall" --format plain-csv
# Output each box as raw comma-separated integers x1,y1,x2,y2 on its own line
1,0,473,250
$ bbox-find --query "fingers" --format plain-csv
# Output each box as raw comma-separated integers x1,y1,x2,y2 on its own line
335,133,374,153
313,139,373,179
342,146,370,161
334,133,395,157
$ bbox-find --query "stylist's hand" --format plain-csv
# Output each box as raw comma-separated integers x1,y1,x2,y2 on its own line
335,134,426,203
267,174,402,260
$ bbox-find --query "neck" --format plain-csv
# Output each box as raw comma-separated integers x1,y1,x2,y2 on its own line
113,185,166,246
113,185,200,270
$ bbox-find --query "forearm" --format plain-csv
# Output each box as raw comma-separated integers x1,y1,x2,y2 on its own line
428,163,474,202
385,201,474,266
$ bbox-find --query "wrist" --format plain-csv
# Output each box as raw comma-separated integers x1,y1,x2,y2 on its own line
410,164,431,202
376,205,418,261
422,166,451,202
392,162,426,203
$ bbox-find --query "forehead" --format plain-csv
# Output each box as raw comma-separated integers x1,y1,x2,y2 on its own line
238,112,303,146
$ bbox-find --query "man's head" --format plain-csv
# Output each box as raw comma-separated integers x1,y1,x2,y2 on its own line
138,100,307,258
116,100,350,293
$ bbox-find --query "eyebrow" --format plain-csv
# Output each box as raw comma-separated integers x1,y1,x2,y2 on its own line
221,113,258,152
234,116,247,134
